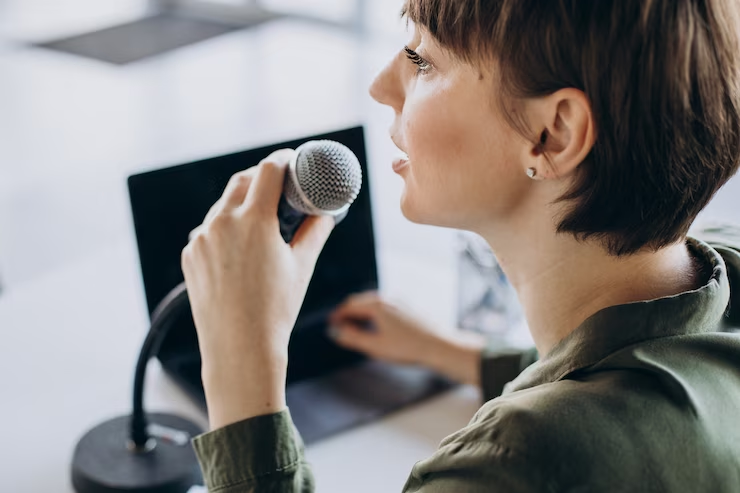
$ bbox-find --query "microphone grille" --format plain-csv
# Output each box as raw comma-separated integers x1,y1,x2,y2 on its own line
288,140,363,213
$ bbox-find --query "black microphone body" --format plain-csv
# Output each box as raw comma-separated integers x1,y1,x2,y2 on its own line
70,140,362,493
278,194,307,243
277,195,350,243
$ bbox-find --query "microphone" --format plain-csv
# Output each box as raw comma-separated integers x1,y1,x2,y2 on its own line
278,140,362,242
70,140,363,493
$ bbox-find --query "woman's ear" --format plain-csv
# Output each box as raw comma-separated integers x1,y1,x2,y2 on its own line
526,88,595,179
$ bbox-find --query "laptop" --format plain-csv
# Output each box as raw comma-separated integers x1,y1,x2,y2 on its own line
127,126,453,444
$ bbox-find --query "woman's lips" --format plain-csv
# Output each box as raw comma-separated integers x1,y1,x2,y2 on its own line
392,152,409,173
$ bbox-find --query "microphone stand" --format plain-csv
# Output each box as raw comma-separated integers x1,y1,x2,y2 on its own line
70,139,359,492
71,192,314,493
71,282,204,493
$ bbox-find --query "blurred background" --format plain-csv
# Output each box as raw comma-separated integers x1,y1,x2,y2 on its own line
0,0,463,301
0,0,738,299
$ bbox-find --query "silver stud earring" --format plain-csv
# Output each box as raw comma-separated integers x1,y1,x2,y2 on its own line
526,168,537,179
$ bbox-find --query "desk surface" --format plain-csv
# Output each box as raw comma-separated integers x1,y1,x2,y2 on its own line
0,237,482,493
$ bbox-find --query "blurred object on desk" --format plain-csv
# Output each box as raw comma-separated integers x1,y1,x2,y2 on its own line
456,231,531,349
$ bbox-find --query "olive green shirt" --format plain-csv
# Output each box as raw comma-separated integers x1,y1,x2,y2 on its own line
192,226,740,492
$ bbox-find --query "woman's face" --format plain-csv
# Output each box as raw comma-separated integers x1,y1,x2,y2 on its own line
369,26,534,231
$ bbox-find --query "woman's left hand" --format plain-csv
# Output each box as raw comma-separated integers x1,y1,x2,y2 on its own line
181,149,335,429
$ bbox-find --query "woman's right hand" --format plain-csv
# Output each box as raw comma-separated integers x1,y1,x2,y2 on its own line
327,291,485,385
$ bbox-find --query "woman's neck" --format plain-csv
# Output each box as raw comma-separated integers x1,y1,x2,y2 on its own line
478,217,701,358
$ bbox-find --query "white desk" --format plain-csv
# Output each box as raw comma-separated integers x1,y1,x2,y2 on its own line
0,237,481,493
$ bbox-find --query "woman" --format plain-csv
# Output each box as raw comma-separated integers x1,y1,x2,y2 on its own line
181,0,740,491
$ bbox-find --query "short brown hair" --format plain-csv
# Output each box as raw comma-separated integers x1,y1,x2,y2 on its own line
404,0,740,255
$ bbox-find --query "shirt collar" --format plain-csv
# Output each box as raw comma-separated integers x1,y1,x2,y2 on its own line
506,237,731,393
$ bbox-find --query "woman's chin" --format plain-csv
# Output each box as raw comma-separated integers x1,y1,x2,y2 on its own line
399,190,470,229
399,190,423,224
399,191,438,226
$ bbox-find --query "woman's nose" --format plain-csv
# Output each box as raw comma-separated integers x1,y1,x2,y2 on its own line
369,56,404,113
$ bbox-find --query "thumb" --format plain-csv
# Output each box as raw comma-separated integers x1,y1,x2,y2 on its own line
291,214,335,263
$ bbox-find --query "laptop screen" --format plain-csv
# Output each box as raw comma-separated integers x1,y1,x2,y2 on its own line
127,126,378,383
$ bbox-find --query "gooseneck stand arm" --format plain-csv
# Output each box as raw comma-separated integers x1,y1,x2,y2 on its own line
70,280,203,493
130,281,190,449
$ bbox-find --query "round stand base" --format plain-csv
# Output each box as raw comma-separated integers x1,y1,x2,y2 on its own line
71,413,204,493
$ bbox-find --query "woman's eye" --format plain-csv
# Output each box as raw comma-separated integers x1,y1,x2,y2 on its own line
403,46,432,75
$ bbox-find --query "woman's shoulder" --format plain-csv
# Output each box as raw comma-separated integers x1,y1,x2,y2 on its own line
426,334,740,491
481,332,740,436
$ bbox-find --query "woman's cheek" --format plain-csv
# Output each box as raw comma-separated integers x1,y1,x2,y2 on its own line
399,150,465,226
397,149,441,224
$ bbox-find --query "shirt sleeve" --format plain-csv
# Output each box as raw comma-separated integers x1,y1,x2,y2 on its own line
191,408,314,493
479,345,538,402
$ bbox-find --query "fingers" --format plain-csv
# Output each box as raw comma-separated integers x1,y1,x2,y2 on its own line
203,198,224,225
241,149,295,215
290,215,335,264
189,148,294,239
187,169,255,240
329,291,382,324
188,225,204,242
222,168,259,210
329,323,377,354
210,147,294,219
